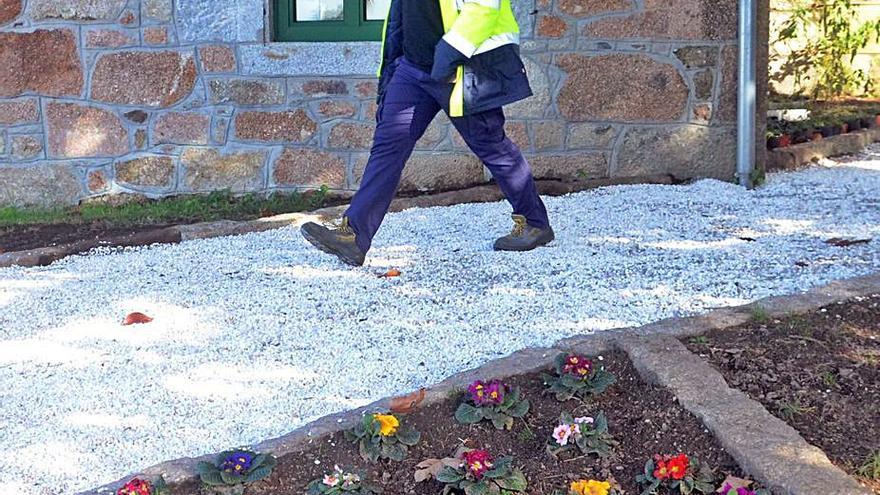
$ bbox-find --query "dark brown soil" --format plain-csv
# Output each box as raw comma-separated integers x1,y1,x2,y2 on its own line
214,352,740,495
0,222,180,253
685,295,880,493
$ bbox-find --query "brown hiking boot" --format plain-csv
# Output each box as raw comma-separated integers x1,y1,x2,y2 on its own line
493,214,555,252
301,217,366,266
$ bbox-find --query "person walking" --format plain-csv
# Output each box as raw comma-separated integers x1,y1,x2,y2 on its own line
301,0,554,266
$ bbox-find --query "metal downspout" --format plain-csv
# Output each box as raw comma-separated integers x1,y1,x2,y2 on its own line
737,0,757,188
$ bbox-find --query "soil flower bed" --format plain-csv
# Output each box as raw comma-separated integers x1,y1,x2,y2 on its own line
685,295,880,493
159,352,744,495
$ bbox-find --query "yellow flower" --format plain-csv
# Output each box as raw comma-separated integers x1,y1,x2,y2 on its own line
570,479,611,495
373,414,400,436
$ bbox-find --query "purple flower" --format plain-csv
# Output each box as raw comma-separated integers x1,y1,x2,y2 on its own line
220,451,254,474
468,380,506,406
721,483,756,495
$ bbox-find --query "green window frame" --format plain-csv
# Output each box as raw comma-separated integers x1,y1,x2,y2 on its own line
274,0,385,41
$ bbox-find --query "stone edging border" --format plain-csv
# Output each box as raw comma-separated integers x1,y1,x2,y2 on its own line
81,271,880,495
0,175,674,269
767,127,880,172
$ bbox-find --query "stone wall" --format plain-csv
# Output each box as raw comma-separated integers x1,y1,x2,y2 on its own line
0,0,766,207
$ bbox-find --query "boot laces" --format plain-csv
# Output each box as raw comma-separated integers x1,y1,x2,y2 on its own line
510,215,527,237
323,217,355,236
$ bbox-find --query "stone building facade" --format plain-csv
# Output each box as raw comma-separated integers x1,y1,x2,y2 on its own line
0,0,767,207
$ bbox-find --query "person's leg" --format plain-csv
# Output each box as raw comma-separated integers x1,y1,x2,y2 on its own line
343,68,441,253
448,107,550,230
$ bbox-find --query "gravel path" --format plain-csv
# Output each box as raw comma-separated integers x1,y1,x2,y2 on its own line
2,145,880,495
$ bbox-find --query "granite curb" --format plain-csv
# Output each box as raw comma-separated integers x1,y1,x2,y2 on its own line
767,127,880,172
618,334,870,495
81,271,880,495
1,175,673,269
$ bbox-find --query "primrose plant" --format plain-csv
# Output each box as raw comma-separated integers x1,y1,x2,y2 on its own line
636,453,715,495
548,411,615,458
345,413,421,462
197,449,277,494
116,476,167,495
436,449,528,495
455,379,530,430
553,478,623,495
306,465,382,495
543,354,616,401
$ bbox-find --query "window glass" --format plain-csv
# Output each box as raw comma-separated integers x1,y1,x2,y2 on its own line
296,0,344,21
365,0,391,21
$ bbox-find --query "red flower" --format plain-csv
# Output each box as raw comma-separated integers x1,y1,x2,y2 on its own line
563,355,592,377
666,453,689,480
652,453,689,481
462,449,494,480
117,478,153,495
653,458,670,480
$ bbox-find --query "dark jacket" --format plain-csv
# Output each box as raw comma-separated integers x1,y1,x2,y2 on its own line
377,0,532,116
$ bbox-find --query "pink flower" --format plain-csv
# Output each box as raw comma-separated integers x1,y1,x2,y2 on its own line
553,424,573,446
323,474,339,487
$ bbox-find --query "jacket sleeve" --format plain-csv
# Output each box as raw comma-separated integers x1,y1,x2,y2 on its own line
378,0,404,101
431,0,500,81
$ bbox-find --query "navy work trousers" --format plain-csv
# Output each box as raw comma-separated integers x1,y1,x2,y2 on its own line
345,58,550,253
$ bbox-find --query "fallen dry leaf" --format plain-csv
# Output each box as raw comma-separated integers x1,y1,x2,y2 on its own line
825,237,872,247
378,268,402,278
390,388,426,414
414,457,461,482
122,312,153,326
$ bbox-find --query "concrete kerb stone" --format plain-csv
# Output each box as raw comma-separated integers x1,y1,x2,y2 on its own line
767,128,880,172
79,271,880,495
616,334,871,495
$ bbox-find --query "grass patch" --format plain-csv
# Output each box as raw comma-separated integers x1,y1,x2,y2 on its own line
0,188,330,228
749,305,772,324
777,400,815,421
856,450,880,480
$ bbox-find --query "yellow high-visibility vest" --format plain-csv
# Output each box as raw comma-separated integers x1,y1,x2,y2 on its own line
378,0,521,116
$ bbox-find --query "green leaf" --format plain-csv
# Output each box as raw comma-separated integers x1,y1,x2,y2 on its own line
681,477,696,495
220,470,244,485
643,459,656,479
588,369,616,394
381,441,407,461
200,470,226,486
250,453,267,469
559,374,582,388
197,461,217,475
153,476,169,495
593,411,608,433
491,415,509,430
464,480,490,495
436,467,465,483
455,403,485,424
495,469,527,491
261,454,278,469
360,438,381,463
245,465,273,483
640,479,660,495
506,399,529,418
395,425,421,446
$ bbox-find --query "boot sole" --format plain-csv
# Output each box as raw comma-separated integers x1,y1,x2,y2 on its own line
301,225,364,267
494,230,555,252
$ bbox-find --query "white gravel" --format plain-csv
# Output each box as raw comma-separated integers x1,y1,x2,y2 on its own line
2,145,880,494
